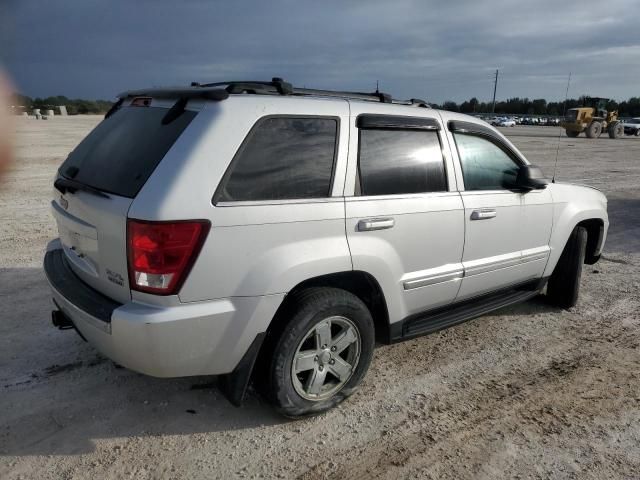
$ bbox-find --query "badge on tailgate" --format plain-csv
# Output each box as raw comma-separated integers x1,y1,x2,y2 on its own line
106,269,124,287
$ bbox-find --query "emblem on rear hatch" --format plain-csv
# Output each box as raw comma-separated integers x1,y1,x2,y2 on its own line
106,269,124,287
60,196,69,210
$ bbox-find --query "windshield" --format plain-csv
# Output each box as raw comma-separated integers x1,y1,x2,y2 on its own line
565,110,579,120
59,106,196,198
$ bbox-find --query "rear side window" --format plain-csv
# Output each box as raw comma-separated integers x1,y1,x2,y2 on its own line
453,133,520,190
59,107,196,198
358,129,447,196
216,117,338,202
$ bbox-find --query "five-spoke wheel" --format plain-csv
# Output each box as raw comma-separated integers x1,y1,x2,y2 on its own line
292,316,361,401
265,287,374,417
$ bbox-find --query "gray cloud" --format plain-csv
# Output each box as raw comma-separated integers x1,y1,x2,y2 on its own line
5,0,640,102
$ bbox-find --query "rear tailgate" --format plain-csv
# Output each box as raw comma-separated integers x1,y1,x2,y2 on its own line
52,103,198,303
52,190,133,303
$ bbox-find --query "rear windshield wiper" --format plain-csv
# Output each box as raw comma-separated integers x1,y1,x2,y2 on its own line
54,177,110,199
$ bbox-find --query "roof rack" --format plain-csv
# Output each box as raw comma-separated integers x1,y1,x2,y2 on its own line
196,77,430,107
118,77,431,108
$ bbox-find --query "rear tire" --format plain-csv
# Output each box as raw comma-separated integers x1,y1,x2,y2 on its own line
546,226,587,308
267,287,375,418
635,129,640,137
585,121,602,138
565,129,580,138
608,121,623,139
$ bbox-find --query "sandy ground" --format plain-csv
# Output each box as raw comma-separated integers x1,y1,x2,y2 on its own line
0,117,639,479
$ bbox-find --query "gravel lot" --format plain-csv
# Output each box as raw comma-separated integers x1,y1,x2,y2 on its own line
1,117,638,479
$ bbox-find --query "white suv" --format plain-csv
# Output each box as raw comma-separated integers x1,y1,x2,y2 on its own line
44,78,608,417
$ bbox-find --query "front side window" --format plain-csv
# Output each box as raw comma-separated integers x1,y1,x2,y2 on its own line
358,129,447,196
217,117,338,202
453,133,520,191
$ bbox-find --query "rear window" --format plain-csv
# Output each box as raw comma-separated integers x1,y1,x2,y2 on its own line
215,117,338,202
59,106,196,198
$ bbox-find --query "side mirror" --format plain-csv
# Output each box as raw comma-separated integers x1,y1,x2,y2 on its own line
515,164,549,191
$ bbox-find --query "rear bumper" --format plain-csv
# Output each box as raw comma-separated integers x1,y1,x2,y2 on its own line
44,245,284,377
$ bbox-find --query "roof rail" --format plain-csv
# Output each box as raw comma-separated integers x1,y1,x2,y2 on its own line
119,78,431,107
197,77,427,105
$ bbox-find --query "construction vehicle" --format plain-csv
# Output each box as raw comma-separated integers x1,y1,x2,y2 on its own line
561,97,624,139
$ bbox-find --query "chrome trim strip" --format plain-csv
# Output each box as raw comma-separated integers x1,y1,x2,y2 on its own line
463,246,551,277
403,264,464,290
464,251,522,277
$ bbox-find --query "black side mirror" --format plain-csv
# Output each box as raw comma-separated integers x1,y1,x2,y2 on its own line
515,164,549,191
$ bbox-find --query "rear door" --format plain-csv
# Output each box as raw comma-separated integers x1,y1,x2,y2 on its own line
52,101,198,303
344,105,464,323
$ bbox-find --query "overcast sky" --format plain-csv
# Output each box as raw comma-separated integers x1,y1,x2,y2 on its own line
3,0,639,103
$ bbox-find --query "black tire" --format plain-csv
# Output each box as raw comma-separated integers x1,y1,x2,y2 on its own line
585,121,602,138
267,287,375,418
565,129,580,138
608,121,623,139
546,226,587,308
635,129,640,137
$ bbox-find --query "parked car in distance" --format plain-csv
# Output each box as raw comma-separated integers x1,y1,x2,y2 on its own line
497,118,516,127
623,118,640,136
44,78,609,417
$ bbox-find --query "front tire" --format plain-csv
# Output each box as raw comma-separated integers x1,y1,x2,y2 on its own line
585,121,602,138
565,129,580,138
546,226,587,308
608,121,623,139
267,288,375,417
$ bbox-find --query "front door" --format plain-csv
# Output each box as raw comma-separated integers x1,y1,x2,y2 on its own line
447,126,549,300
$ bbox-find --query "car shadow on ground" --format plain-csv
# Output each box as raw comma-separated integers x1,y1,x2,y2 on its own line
0,267,289,456
604,197,640,254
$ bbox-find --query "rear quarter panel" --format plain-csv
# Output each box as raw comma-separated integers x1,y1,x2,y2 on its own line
128,96,353,301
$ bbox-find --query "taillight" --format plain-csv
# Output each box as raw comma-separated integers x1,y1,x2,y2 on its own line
127,219,210,295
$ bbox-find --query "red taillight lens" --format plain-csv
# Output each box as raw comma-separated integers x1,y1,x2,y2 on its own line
127,219,210,295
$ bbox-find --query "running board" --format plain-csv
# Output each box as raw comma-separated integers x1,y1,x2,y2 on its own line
394,284,542,341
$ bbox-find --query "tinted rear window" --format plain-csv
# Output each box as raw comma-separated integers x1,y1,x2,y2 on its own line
216,117,338,202
59,107,196,198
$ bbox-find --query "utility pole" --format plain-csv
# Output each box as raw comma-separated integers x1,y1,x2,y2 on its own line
491,69,499,113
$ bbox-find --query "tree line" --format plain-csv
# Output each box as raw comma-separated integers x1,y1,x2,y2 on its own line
11,92,640,117
431,96,640,117
12,94,113,115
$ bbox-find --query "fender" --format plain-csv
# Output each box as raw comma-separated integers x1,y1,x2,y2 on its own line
543,183,608,277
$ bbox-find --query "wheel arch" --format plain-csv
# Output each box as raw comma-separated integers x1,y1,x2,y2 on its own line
265,270,391,346
577,218,605,264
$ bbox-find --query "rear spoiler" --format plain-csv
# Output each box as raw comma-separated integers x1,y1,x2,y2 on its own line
116,86,229,101
105,87,229,120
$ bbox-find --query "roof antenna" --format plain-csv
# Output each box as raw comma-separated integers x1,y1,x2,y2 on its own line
552,72,572,183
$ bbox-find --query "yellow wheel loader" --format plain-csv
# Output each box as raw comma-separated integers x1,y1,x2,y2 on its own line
561,97,623,139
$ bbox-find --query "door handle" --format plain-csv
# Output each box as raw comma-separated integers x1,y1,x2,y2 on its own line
357,217,395,231
470,208,497,220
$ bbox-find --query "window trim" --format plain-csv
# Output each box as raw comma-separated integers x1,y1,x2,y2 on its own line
448,120,526,164
355,124,450,198
357,114,440,131
449,121,526,192
212,114,341,205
